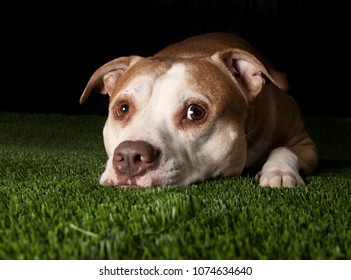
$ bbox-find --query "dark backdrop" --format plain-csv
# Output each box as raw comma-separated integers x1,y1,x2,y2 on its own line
2,0,349,116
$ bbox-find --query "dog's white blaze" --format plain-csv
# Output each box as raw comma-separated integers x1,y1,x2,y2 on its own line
153,63,211,116
152,63,192,119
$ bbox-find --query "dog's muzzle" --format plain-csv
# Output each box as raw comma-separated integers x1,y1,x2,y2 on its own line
112,140,161,185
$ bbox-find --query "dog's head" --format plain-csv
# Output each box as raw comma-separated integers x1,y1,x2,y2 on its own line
80,47,287,187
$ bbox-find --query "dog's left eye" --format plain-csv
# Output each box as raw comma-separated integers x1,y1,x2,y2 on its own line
187,104,206,120
116,102,130,117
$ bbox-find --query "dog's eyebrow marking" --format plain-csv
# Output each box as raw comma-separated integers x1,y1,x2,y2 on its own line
114,75,154,108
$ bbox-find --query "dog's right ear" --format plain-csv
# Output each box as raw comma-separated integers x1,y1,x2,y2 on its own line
80,56,142,104
211,49,288,104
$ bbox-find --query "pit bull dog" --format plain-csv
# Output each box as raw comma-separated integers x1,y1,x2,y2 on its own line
80,32,318,188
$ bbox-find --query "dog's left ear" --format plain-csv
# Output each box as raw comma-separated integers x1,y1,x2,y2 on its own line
211,49,288,102
80,56,142,104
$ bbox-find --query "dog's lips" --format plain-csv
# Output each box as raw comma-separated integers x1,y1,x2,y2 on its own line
118,183,143,189
115,163,183,188
111,167,151,187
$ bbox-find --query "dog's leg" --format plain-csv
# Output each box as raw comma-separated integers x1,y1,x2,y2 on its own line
255,144,317,188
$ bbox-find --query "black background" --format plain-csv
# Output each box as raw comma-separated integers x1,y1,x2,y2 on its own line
2,0,349,116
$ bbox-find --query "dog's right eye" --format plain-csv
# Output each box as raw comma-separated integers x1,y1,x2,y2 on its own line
186,104,206,121
116,102,130,117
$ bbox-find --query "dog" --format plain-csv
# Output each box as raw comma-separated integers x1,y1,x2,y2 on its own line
80,32,318,188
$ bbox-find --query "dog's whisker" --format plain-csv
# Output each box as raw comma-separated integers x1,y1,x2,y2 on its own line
182,160,209,172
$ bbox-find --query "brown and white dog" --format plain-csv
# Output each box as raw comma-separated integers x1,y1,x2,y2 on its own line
80,32,318,188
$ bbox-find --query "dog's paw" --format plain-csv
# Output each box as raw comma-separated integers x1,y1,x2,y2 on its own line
255,170,305,188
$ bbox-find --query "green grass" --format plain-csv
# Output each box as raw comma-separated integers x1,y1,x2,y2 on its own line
0,112,350,260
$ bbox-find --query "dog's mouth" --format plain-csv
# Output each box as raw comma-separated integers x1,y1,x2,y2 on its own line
114,160,186,188
114,174,155,188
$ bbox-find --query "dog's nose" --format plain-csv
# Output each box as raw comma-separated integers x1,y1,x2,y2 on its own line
113,141,160,179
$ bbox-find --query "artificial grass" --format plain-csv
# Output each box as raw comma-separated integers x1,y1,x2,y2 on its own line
0,112,350,260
